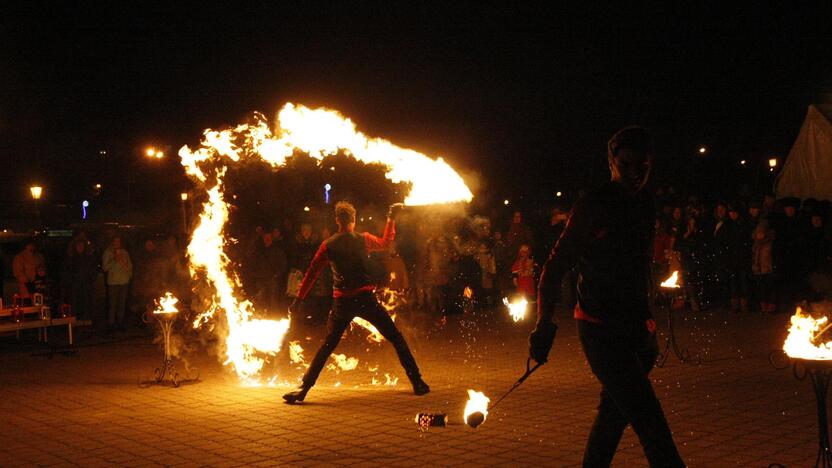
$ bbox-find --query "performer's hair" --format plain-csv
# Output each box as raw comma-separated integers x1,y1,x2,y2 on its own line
335,201,356,225
608,126,653,159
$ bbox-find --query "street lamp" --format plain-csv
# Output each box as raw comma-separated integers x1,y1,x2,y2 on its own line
698,146,707,154
145,147,164,159
180,192,189,234
503,199,510,206
129,145,166,214
768,157,778,168
29,185,43,228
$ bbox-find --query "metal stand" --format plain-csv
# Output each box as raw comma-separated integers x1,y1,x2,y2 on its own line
656,292,695,367
794,360,832,467
139,312,198,388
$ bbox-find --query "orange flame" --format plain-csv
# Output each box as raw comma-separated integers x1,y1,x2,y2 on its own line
784,307,832,360
503,297,528,322
153,292,179,315
660,271,681,289
464,389,490,425
179,103,471,384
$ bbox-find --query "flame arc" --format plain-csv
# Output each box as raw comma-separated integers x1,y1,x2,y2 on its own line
179,103,471,383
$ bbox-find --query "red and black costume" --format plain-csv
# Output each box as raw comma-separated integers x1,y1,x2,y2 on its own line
294,219,423,390
536,181,684,467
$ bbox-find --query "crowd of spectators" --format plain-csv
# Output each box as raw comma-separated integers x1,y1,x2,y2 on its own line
5,187,832,331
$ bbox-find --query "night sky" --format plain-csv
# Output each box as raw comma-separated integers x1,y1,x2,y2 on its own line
2,3,831,207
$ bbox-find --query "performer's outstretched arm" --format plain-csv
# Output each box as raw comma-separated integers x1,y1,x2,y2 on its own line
364,219,396,252
295,244,330,301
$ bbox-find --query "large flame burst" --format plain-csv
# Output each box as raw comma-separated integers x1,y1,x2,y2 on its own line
179,103,472,384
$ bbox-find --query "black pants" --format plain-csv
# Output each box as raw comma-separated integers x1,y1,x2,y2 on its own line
577,320,684,468
302,292,422,388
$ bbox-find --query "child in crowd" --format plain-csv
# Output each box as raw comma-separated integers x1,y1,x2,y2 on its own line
511,244,536,300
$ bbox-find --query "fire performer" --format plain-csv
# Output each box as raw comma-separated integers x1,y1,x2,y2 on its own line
530,127,684,467
283,201,430,403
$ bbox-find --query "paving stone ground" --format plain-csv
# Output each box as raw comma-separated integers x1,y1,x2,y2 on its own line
0,303,824,467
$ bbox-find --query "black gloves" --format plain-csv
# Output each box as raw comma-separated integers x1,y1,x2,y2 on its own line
529,320,558,364
388,203,405,220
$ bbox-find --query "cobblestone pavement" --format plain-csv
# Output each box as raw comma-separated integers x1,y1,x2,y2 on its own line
0,304,824,467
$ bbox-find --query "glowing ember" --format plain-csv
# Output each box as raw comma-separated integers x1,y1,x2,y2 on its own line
660,270,681,289
179,103,470,384
464,389,490,428
503,297,528,322
327,353,359,372
784,308,832,360
153,292,179,315
463,287,473,299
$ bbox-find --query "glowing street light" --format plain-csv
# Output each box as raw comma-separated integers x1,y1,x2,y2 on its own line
503,199,510,206
94,183,102,190
29,186,43,200
556,191,563,198
145,147,164,159
180,192,189,201
768,157,778,168
740,160,747,166
698,146,707,155
303,206,310,212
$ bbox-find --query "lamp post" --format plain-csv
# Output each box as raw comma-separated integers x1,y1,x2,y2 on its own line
180,192,189,234
127,145,166,215
29,185,43,228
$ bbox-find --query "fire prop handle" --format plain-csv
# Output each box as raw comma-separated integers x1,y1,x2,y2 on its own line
488,358,543,412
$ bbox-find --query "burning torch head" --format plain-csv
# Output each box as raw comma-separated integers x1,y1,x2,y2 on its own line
465,411,486,428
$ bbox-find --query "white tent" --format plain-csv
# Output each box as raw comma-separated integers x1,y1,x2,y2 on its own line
776,105,832,201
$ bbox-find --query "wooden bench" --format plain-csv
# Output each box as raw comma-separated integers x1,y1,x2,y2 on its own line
0,306,86,345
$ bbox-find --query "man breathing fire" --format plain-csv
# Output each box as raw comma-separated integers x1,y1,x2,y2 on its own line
530,127,684,467
283,201,429,403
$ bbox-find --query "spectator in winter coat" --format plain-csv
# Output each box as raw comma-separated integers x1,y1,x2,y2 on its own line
752,222,776,313
727,205,750,313
13,240,46,302
506,211,534,259
474,241,497,306
63,239,98,321
102,236,132,330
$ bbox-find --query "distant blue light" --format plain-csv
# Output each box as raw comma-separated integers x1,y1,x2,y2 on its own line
81,200,89,219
